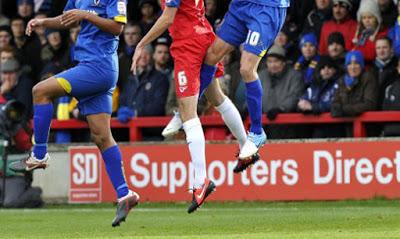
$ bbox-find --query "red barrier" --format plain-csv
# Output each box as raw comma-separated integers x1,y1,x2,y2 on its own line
52,111,400,141
69,141,400,203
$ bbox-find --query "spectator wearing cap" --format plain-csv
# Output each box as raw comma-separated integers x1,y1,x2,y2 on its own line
319,0,357,55
298,56,342,138
0,26,13,51
368,37,397,109
261,45,304,120
153,37,172,77
331,50,378,121
388,3,400,58
41,29,70,69
294,32,320,87
378,0,397,28
118,22,142,90
298,56,340,115
327,32,346,70
34,0,53,15
260,44,304,139
17,0,34,22
0,14,10,27
0,59,33,118
352,0,388,64
139,0,160,36
302,0,333,40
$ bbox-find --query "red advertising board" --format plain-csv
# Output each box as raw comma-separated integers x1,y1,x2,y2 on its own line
69,141,400,203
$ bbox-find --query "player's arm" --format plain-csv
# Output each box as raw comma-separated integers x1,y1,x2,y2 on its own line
130,6,178,74
61,10,124,36
26,16,76,36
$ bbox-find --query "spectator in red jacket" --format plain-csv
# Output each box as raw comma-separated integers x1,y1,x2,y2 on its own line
351,0,388,64
319,0,357,55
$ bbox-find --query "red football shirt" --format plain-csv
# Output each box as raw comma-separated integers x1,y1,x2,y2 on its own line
161,0,213,40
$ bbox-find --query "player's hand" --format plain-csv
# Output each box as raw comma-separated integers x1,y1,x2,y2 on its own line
61,9,88,27
26,19,44,36
131,45,143,75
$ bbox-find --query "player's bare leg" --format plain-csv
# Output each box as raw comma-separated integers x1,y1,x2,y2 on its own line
10,77,66,172
236,51,266,167
204,79,246,149
87,113,139,227
178,95,215,213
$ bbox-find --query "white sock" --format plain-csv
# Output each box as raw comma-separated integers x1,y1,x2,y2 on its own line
183,118,206,189
215,98,247,149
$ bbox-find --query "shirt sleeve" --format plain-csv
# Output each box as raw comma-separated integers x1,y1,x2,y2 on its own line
107,0,127,24
63,0,76,12
165,0,181,8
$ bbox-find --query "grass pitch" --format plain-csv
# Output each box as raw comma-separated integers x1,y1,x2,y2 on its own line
0,200,399,239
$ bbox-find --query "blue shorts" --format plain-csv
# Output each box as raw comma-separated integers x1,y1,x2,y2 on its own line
217,0,287,57
55,62,118,116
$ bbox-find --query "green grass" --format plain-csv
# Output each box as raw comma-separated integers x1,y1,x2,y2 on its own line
1,200,400,239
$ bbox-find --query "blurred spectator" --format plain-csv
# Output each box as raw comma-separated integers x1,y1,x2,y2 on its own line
298,56,339,115
0,14,10,26
11,17,26,49
286,0,315,37
0,159,43,208
68,25,80,61
303,0,332,39
118,22,142,89
17,0,34,23
0,26,13,51
10,17,41,82
351,0,388,64
205,0,218,27
331,50,378,119
138,0,159,36
319,0,357,55
294,32,320,87
381,58,400,136
0,46,17,64
369,37,397,109
153,37,172,76
32,13,47,47
34,0,53,14
298,56,341,138
0,59,33,122
119,45,169,140
378,0,397,28
260,45,304,139
41,29,70,69
274,25,298,64
388,3,400,58
0,59,41,206
327,32,346,70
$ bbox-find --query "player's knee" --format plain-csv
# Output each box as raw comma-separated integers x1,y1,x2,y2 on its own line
32,82,50,101
205,47,222,65
206,90,225,107
239,63,256,81
90,130,111,149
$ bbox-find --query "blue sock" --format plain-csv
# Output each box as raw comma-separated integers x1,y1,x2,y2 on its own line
245,80,263,134
33,103,53,160
102,145,129,199
199,64,217,98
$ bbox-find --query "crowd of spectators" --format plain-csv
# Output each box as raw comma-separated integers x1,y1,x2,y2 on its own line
1,0,400,143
